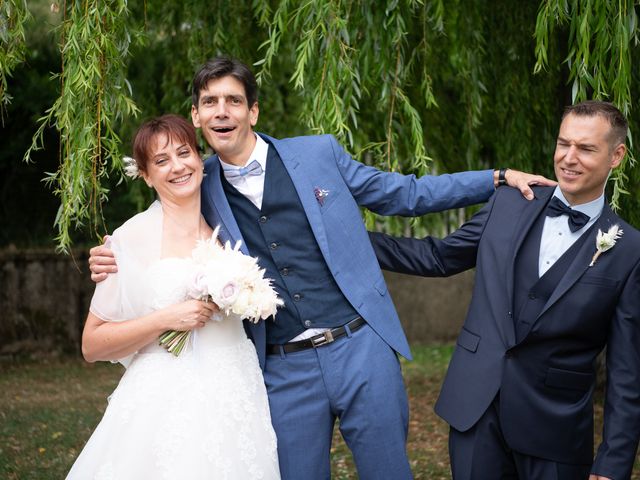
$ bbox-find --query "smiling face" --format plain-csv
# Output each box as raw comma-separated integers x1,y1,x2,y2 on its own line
553,113,626,206
141,133,203,205
191,75,259,166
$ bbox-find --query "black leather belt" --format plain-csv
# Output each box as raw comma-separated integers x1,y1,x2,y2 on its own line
266,317,366,355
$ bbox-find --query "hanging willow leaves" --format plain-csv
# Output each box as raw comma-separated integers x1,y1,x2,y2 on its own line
23,0,139,252
3,0,640,249
535,0,640,218
0,0,31,122
255,0,441,233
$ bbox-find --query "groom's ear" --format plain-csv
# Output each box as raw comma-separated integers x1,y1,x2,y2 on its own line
249,102,259,127
191,104,201,128
609,143,626,169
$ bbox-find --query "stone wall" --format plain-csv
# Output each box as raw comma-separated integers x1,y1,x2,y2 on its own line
385,270,473,344
0,248,93,357
0,248,472,357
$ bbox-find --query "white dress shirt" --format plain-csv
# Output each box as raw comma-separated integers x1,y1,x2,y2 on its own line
219,134,269,209
218,134,327,342
538,187,604,276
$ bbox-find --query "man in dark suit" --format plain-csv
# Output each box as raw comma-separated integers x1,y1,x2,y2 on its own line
370,100,640,480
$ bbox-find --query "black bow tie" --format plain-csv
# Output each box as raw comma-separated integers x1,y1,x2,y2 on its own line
545,196,590,233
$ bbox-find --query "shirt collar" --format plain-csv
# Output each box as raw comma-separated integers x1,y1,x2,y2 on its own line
553,186,604,220
218,133,269,173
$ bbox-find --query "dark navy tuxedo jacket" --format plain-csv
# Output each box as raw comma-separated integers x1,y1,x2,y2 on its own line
371,186,640,479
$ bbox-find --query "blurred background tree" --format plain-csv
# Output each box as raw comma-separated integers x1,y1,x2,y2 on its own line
1,0,638,251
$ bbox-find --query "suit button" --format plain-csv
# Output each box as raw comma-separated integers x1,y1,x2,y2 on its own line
304,320,312,327
270,242,278,250
528,292,536,300
293,293,302,301
281,267,290,276
259,215,268,223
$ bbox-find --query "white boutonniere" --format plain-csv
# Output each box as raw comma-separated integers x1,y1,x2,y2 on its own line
589,224,623,267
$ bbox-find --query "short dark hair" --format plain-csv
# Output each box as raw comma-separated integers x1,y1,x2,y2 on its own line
563,100,628,147
191,56,258,109
132,114,198,172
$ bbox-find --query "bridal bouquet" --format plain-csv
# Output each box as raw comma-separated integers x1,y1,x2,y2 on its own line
159,228,283,355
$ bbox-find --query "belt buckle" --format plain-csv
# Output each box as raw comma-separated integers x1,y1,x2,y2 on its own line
311,329,334,348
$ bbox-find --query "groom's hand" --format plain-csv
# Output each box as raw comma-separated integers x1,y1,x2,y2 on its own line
501,169,557,201
589,475,612,480
88,237,117,283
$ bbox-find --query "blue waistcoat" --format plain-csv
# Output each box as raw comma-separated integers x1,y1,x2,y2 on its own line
221,145,359,344
513,209,595,343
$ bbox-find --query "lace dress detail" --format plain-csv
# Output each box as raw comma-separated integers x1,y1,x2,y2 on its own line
67,259,280,480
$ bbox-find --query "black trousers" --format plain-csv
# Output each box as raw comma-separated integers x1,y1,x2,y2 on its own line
449,396,591,480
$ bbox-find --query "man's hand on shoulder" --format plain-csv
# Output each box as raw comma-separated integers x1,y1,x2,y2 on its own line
496,168,557,201
88,237,117,283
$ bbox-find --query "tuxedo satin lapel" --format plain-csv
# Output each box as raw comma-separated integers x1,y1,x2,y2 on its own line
264,134,333,264
538,204,617,318
504,189,555,321
204,158,249,254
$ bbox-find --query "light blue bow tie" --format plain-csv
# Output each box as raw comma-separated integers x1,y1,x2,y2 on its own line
223,160,263,179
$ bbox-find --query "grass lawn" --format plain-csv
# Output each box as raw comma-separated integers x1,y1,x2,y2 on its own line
0,345,638,479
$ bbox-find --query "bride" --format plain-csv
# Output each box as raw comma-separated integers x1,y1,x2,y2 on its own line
66,114,280,480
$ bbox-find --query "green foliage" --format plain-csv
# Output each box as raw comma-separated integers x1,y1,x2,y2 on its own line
0,4,64,246
0,0,31,121
258,1,438,167
23,0,139,252
535,0,640,223
2,0,640,249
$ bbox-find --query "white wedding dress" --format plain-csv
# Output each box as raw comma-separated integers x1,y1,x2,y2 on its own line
66,257,280,480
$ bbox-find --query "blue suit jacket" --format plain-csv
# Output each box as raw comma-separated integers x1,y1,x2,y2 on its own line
370,186,640,478
200,132,494,367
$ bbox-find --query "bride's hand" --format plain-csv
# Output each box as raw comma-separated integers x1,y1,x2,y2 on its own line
162,299,219,331
88,240,117,283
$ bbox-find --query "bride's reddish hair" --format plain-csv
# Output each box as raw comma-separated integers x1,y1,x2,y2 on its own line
132,114,199,172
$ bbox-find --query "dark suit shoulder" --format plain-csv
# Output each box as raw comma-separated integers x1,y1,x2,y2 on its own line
203,154,219,171
489,185,554,212
494,185,554,201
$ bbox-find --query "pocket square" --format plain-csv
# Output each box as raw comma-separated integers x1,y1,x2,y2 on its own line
314,187,330,206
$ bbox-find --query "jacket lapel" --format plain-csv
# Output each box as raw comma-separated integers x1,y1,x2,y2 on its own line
504,188,555,333
261,133,332,264
202,155,266,362
202,157,249,254
538,204,617,318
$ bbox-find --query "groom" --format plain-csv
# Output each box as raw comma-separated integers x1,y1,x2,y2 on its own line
371,101,640,479
89,56,553,479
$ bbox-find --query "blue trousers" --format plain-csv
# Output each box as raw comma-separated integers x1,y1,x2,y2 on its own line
263,323,412,480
